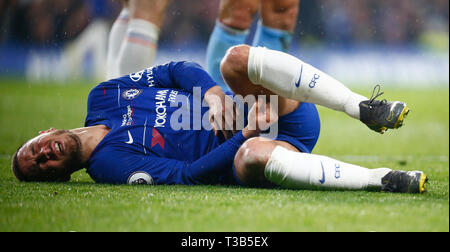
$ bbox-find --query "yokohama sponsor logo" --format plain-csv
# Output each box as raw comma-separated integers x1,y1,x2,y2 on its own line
155,89,168,127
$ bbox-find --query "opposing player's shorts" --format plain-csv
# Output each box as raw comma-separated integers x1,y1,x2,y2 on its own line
220,101,321,185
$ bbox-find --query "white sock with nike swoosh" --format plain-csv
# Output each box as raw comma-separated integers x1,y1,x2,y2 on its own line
247,46,367,119
264,146,391,190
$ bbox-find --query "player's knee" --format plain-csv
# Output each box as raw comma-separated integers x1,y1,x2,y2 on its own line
219,0,259,30
234,137,275,187
220,45,250,81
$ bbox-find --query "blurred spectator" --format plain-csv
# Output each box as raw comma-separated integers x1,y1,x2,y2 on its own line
2,0,119,46
315,0,448,47
0,0,18,42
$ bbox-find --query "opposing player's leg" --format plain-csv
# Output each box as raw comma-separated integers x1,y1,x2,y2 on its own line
106,1,130,79
253,0,299,52
115,0,171,77
206,0,259,91
223,44,409,133
233,138,428,193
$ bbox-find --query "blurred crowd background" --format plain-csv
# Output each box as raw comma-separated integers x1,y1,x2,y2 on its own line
1,0,448,48
0,0,448,85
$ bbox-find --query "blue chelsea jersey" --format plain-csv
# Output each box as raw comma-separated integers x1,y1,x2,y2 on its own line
84,61,244,185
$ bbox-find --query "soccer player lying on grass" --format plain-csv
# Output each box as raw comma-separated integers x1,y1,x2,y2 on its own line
11,45,427,193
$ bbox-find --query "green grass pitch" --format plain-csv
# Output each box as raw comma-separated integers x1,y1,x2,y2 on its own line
0,80,448,232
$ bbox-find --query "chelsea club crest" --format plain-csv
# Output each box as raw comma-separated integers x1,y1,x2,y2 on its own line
122,88,143,100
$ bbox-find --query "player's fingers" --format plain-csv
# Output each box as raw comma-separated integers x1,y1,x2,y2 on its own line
222,129,230,139
220,116,230,139
215,114,231,139
209,114,218,136
232,103,240,134
224,109,234,132
222,95,236,133
214,116,225,137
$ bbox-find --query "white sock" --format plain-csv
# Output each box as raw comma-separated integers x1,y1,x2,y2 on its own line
248,46,367,119
265,146,391,190
106,8,130,79
117,18,159,76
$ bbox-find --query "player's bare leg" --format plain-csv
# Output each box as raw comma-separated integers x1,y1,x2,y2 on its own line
219,0,259,31
206,0,259,91
260,0,299,31
129,0,171,28
233,137,428,193
114,0,172,77
223,44,410,133
253,0,299,51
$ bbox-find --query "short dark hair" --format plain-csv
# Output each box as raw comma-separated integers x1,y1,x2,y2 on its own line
11,145,27,181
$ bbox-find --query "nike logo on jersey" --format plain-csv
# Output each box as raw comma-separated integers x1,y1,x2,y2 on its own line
319,161,326,184
125,130,134,144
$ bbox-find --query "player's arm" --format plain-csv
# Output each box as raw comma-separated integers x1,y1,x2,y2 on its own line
90,100,277,185
155,61,240,139
154,61,218,97
90,131,247,185
161,131,249,185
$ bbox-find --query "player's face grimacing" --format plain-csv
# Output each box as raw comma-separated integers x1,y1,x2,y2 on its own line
15,129,83,182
